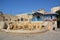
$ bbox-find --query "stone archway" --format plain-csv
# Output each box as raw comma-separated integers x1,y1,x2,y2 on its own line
56,10,60,28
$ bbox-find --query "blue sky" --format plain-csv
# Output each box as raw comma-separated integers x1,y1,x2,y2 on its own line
0,0,60,15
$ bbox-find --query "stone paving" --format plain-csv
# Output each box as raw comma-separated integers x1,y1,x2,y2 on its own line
0,30,60,40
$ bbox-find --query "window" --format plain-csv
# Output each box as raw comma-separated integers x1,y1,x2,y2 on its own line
21,18,23,21
52,16,56,19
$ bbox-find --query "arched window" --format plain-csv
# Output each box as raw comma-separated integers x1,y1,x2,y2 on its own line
21,18,23,21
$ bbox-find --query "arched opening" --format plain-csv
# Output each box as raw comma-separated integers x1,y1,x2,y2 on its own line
5,19,8,21
21,18,23,21
17,19,20,21
3,22,8,29
56,10,60,28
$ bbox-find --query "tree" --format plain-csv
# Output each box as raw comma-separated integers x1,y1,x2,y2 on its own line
0,11,5,21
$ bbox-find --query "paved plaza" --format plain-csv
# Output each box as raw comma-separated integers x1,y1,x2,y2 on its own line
0,30,60,40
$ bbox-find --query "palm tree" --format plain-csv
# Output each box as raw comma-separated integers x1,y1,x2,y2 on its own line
56,10,60,28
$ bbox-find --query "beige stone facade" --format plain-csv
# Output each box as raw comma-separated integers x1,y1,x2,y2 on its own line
0,7,58,33
51,6,60,13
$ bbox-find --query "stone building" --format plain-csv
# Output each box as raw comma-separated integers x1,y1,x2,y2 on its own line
15,9,57,30
51,6,60,28
0,7,59,33
51,6,60,13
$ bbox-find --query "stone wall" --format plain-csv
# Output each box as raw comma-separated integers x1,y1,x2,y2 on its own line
0,21,5,29
16,14,33,21
4,21,57,31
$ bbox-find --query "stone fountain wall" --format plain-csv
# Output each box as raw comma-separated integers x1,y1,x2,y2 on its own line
3,21,57,31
